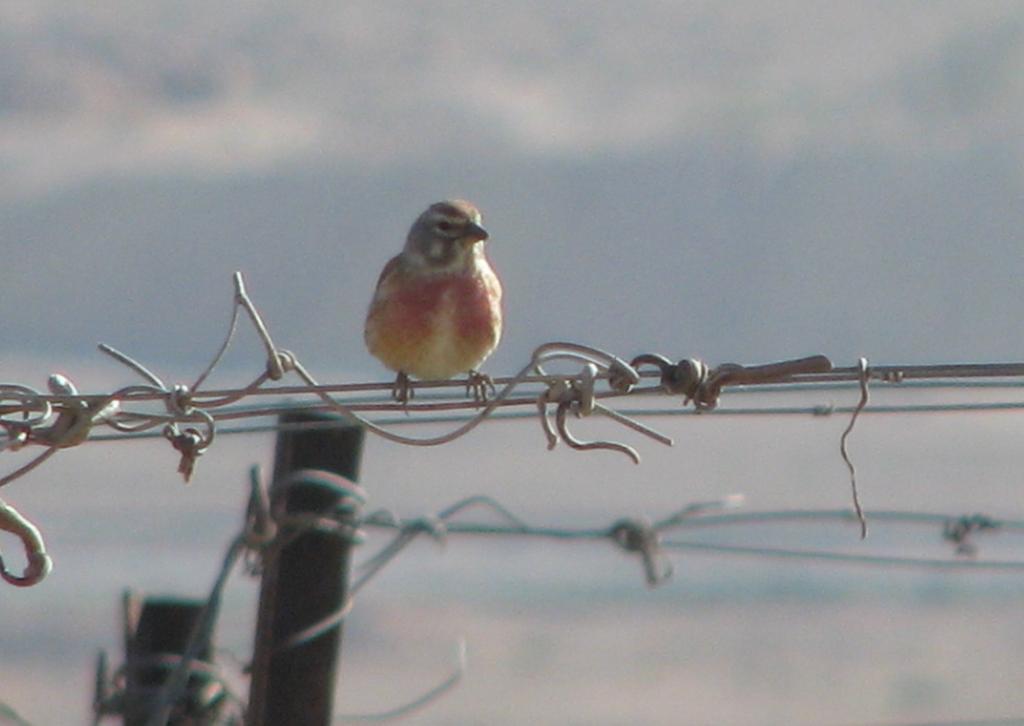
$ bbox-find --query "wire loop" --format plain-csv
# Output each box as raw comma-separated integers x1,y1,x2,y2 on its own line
5,270,1024,591
0,498,52,586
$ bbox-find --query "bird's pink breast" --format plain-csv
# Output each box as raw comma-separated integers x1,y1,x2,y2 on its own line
365,265,502,379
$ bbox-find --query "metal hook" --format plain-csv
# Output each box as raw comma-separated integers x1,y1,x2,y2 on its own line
0,498,53,587
554,398,641,464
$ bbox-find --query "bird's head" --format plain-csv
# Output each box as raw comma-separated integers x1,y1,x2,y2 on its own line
404,200,489,271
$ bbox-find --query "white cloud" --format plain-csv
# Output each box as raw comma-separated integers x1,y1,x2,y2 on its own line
2,2,1023,197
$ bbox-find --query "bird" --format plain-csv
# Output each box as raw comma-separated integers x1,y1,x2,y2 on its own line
364,200,503,403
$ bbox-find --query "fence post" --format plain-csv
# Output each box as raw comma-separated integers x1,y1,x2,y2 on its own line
247,412,365,726
118,591,224,725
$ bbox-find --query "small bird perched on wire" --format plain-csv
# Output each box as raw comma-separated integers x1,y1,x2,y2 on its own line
364,200,503,403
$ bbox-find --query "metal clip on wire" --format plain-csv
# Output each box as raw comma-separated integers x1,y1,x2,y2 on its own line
26,375,109,448
632,354,833,409
609,517,673,587
630,353,709,402
0,383,53,452
162,384,216,483
1,375,120,490
529,345,669,463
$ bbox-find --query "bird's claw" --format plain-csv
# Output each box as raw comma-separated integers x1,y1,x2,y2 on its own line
392,371,414,404
466,370,495,403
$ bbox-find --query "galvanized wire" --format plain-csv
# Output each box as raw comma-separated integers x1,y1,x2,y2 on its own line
81,472,1024,726
5,272,1024,592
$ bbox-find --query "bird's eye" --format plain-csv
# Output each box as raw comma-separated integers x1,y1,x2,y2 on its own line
436,220,453,233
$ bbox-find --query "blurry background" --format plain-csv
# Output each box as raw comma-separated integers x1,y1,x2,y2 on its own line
2,2,1024,724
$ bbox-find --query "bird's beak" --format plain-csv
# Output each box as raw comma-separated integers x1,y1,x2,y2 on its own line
463,221,489,242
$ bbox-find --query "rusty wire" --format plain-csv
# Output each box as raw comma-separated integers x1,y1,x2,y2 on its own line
4,272,1024,590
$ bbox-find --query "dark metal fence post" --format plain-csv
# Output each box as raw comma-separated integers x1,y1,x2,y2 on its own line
119,591,222,725
247,412,365,725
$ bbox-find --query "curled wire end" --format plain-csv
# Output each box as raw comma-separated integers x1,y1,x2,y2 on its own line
840,357,871,540
0,499,52,587
536,371,643,463
555,400,641,464
537,386,561,450
1,550,53,587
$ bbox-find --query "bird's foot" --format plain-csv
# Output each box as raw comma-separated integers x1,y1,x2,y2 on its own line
465,370,495,403
392,371,414,405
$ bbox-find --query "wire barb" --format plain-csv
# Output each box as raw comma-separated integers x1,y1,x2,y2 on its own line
6,272,1024,586
840,357,870,539
87,482,1024,725
609,517,672,586
942,514,999,557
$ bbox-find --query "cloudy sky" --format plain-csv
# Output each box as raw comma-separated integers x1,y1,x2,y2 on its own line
3,1,1023,377
3,4,1024,723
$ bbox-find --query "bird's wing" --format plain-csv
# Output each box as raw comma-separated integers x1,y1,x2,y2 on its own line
374,254,405,291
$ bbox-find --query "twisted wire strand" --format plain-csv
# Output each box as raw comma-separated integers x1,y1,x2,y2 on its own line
4,272,1024,588
6,359,1024,454
0,273,688,486
86,479,1024,726
258,492,1024,705
358,502,1024,571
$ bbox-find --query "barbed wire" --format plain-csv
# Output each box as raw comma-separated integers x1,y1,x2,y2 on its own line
2,272,1024,589
4,271,1024,589
83,469,1024,726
